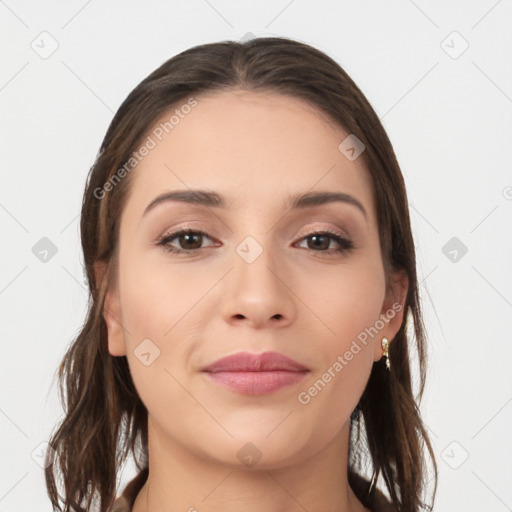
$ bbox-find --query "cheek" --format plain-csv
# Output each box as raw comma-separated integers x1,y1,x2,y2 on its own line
297,259,385,411
120,255,216,338
295,267,383,425
303,260,386,345
116,251,224,398
118,275,196,431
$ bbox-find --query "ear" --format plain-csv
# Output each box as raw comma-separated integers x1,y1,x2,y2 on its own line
373,269,409,362
94,260,127,357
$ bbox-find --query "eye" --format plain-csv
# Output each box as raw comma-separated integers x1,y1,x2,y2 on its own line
156,228,355,255
156,229,218,254
294,229,355,254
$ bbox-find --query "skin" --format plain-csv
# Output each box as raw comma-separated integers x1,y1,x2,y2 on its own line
96,90,408,511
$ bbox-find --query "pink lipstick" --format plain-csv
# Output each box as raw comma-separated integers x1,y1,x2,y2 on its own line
202,351,310,395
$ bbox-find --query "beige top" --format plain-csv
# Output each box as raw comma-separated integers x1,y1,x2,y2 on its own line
109,468,396,512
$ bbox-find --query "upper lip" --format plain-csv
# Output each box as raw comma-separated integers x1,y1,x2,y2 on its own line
202,351,310,373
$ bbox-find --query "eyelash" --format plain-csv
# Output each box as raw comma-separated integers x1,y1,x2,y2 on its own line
155,227,355,255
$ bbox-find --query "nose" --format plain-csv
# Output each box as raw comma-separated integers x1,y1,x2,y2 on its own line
220,243,297,330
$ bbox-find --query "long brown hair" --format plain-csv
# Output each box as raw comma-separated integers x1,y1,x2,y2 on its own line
45,36,437,512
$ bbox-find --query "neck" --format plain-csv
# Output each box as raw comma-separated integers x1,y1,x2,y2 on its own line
132,417,370,512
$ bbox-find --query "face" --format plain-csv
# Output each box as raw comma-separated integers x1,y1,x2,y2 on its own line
99,90,407,469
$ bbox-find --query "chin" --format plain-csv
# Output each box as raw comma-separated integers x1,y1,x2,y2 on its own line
194,429,315,470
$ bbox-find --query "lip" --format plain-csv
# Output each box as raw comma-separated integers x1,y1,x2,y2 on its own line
202,351,310,395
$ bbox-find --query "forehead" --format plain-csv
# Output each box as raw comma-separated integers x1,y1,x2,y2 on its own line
122,90,375,223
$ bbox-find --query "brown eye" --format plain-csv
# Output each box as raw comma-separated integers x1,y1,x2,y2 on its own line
175,232,203,250
157,230,215,254
296,230,354,254
307,233,331,250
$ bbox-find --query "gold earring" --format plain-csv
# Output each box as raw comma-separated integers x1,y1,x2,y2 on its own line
381,337,390,371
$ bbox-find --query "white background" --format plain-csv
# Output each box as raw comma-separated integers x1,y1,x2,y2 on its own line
1,1,511,510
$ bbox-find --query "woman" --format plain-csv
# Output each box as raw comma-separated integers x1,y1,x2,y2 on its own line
45,36,437,512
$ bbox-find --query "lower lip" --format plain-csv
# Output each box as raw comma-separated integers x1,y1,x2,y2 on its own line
204,370,309,395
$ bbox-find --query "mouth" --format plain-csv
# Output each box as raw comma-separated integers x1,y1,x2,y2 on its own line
201,351,310,396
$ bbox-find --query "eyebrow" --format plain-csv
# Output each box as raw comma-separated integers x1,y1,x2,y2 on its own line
143,189,367,220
